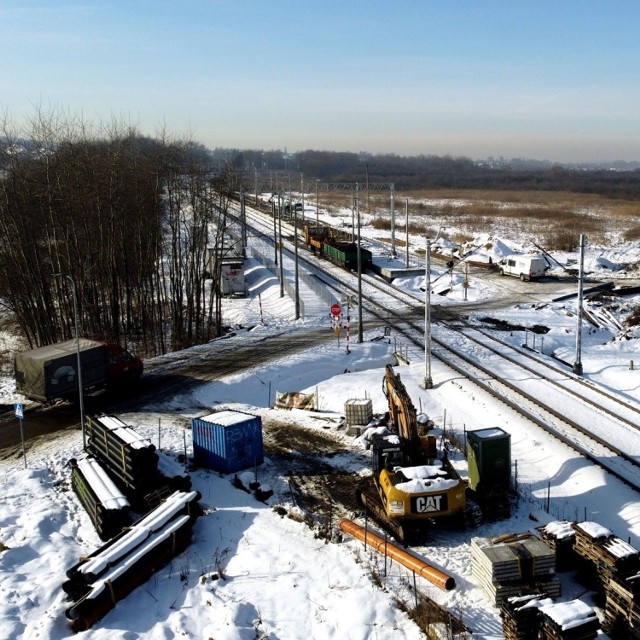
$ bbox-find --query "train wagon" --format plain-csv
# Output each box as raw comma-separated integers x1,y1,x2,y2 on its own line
304,224,351,253
304,224,329,253
323,241,373,271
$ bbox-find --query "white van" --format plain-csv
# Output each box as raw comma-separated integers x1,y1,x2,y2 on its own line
497,254,548,281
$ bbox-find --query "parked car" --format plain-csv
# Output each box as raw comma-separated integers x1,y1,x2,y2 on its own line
498,254,548,281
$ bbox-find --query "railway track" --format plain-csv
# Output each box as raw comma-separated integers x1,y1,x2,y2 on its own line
430,327,640,489
240,202,640,494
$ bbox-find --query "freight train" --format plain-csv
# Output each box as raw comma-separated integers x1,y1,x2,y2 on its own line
304,224,373,271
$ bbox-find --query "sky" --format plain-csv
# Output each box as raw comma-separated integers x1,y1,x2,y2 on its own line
2,2,640,163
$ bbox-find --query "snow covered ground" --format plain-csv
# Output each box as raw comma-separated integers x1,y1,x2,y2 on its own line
2,220,640,638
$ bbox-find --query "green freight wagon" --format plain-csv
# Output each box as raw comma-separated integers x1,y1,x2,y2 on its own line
322,241,373,271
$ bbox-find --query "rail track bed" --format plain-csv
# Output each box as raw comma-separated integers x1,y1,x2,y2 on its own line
429,323,640,491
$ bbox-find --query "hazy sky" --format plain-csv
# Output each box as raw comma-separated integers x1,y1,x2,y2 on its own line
2,1,640,162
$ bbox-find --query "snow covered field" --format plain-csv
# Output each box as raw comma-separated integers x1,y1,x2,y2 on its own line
2,222,640,638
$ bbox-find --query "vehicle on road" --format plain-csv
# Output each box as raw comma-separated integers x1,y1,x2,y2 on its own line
14,339,143,403
498,254,548,281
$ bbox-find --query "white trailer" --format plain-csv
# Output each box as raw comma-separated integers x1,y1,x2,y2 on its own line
220,258,246,296
498,254,548,281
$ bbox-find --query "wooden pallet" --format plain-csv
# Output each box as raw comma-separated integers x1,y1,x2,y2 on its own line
537,521,577,571
500,593,545,640
603,572,640,638
538,599,599,640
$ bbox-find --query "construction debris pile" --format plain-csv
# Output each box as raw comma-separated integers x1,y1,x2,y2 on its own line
539,519,640,638
502,519,640,639
572,521,640,594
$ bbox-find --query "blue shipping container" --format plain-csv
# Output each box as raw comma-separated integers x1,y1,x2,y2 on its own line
192,410,264,474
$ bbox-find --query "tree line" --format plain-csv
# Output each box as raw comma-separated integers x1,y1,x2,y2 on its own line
224,148,640,199
3,113,639,359
0,115,239,357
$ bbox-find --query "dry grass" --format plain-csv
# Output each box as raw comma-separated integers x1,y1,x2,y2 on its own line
315,188,639,251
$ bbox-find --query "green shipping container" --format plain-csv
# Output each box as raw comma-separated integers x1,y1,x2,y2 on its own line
467,427,511,493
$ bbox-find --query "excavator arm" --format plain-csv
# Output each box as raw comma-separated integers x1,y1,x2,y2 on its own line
382,365,428,464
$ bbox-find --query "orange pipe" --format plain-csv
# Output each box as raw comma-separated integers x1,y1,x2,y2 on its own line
339,518,456,591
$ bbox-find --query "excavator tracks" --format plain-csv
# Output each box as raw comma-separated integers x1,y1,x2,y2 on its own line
355,479,422,545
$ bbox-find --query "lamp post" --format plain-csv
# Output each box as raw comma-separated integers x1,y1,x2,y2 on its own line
53,273,86,449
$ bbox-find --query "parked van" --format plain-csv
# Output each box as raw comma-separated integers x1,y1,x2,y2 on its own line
497,254,548,281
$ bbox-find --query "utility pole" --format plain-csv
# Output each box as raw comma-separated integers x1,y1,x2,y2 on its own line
293,187,300,320
301,173,305,226
365,164,370,212
390,184,396,258
405,198,409,268
422,228,444,389
272,200,278,266
423,240,433,389
356,184,363,343
254,167,258,206
240,188,247,257
278,192,284,298
573,234,585,375
53,273,86,449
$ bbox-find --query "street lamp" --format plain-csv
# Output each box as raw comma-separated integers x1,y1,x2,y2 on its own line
53,273,86,449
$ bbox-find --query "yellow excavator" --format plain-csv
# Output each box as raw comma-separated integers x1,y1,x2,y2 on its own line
356,365,470,543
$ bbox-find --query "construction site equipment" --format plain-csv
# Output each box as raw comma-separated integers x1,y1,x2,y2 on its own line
192,410,264,474
356,365,468,543
63,490,201,632
338,518,455,591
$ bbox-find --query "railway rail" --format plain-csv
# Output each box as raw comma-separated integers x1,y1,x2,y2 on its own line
240,202,640,495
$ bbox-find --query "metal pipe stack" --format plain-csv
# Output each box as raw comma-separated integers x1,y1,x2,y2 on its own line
69,456,131,541
85,414,190,511
63,490,201,631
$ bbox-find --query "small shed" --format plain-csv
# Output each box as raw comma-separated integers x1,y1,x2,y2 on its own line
192,410,264,474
